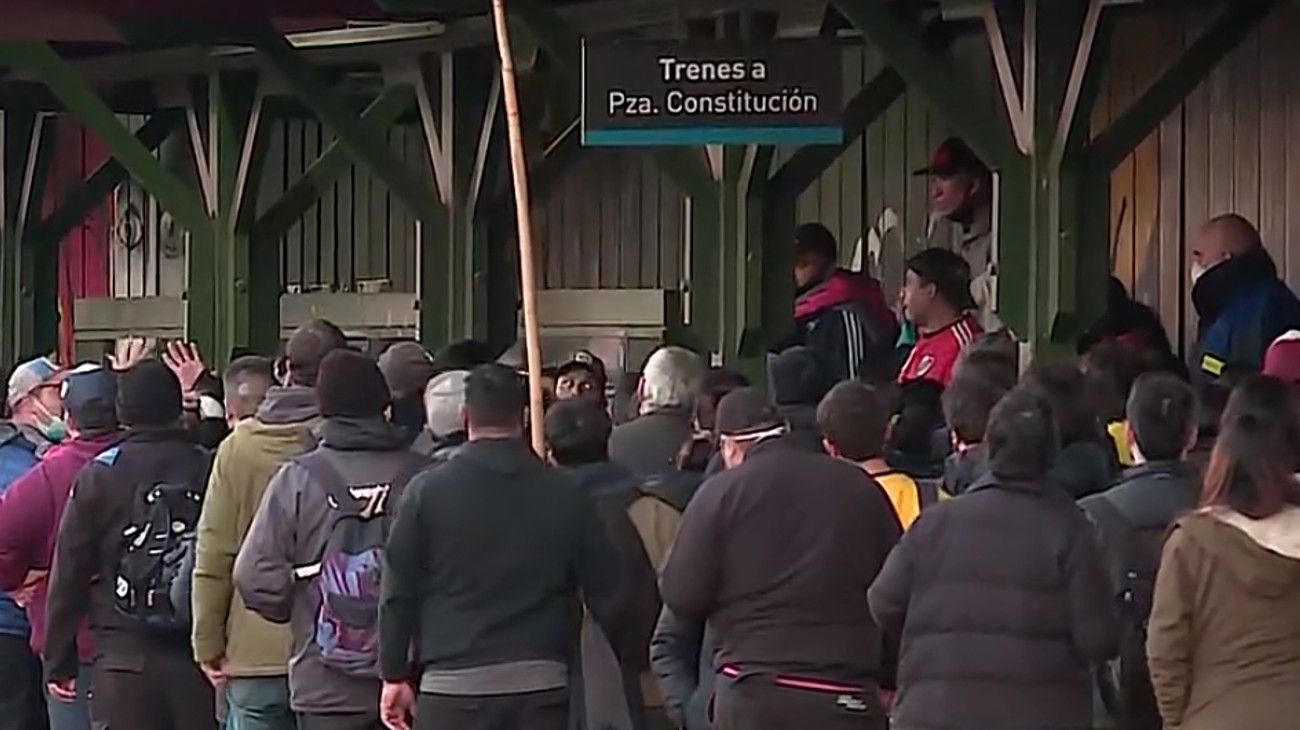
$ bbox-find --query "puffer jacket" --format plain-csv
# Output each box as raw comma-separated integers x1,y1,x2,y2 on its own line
191,386,319,677
868,473,1120,730
1148,507,1300,730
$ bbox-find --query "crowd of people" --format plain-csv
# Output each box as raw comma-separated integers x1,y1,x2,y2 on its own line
1,179,1300,730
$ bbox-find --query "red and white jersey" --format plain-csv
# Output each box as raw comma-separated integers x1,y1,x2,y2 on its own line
898,315,983,387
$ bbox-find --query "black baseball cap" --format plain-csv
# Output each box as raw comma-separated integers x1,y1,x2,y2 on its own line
913,137,990,177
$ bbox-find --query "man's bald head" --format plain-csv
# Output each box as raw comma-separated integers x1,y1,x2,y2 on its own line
1194,214,1263,273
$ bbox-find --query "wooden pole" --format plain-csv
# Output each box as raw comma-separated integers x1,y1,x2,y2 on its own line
490,0,546,454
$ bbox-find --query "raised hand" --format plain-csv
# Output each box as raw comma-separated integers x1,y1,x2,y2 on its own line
163,340,207,394
108,337,151,371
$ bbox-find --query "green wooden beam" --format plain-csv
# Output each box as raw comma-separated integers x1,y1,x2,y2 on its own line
509,0,714,197
32,110,183,248
1089,0,1274,170
255,85,414,243
771,67,904,197
0,42,211,240
831,0,1017,169
251,27,440,223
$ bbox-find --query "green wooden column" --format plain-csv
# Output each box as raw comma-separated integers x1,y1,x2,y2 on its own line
414,50,505,349
0,108,56,371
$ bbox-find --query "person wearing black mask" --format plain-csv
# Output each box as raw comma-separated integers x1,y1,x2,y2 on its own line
1190,214,1300,382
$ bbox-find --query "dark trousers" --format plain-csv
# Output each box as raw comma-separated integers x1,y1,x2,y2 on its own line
713,676,886,730
0,634,48,730
91,645,215,730
296,713,384,730
415,688,568,730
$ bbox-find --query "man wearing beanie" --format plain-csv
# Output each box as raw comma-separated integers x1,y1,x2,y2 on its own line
0,364,119,730
192,320,345,730
236,349,428,730
660,388,903,730
46,359,216,730
378,341,437,447
378,364,622,730
413,369,469,461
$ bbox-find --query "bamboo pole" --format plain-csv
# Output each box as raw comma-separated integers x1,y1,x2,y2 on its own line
490,0,546,454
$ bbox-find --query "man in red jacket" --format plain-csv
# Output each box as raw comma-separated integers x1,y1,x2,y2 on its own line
0,364,120,730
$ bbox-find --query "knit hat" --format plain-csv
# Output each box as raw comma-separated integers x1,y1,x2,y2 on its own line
715,387,785,439
424,370,469,439
6,356,62,410
62,363,118,431
1263,330,1300,386
315,349,391,419
378,341,437,399
116,359,182,428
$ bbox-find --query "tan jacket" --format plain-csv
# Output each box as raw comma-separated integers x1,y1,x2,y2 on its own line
1148,507,1300,730
191,411,316,676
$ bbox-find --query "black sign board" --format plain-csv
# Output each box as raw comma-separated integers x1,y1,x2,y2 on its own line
581,39,843,146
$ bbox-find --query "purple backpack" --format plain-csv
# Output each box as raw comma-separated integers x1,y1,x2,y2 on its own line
295,450,425,677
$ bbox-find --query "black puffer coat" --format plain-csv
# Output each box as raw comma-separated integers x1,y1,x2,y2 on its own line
868,473,1119,730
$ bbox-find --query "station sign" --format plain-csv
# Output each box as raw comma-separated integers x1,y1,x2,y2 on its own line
581,39,843,146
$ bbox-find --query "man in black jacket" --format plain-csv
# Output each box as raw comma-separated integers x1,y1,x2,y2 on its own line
45,359,216,730
661,388,901,730
610,347,703,478
869,386,1119,730
544,398,661,730
1079,372,1200,730
378,364,622,730
791,223,897,384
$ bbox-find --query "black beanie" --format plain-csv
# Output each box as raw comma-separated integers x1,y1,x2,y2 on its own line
315,349,391,419
116,359,182,428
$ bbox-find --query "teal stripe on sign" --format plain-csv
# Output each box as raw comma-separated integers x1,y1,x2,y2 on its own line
582,126,843,146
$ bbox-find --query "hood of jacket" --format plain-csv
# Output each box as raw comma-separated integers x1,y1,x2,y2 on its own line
795,268,891,323
569,460,639,500
255,385,319,425
1186,506,1300,597
453,436,545,477
318,416,408,451
39,430,121,477
1193,246,1280,322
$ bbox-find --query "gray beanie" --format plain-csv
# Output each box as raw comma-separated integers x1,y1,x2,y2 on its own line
424,370,469,439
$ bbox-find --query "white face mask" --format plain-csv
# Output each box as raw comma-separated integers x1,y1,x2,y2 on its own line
1191,255,1227,285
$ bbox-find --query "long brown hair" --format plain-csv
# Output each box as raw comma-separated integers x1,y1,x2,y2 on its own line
1201,375,1300,519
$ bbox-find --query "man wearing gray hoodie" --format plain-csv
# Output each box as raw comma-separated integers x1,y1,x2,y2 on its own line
235,350,428,730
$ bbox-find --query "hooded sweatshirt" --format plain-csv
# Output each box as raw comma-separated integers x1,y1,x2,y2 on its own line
794,268,898,384
192,385,318,677
0,430,120,660
235,417,428,715
1148,507,1300,730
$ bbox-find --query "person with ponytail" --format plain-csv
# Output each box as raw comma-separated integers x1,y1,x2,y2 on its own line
1147,374,1300,730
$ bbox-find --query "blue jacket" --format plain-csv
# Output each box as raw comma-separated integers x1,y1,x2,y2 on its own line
0,422,41,638
1192,249,1300,382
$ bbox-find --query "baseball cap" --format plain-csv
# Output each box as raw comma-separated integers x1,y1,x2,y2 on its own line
1263,330,1300,386
715,387,785,439
424,370,469,440
913,137,989,177
6,356,62,410
62,363,118,430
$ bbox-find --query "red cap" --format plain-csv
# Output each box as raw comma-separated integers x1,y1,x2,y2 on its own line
1263,330,1300,386
913,137,989,177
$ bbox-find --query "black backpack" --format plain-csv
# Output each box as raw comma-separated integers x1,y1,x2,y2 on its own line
1088,497,1167,730
294,450,427,678
113,460,207,635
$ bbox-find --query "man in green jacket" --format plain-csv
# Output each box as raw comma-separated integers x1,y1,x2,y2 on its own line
191,320,346,729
